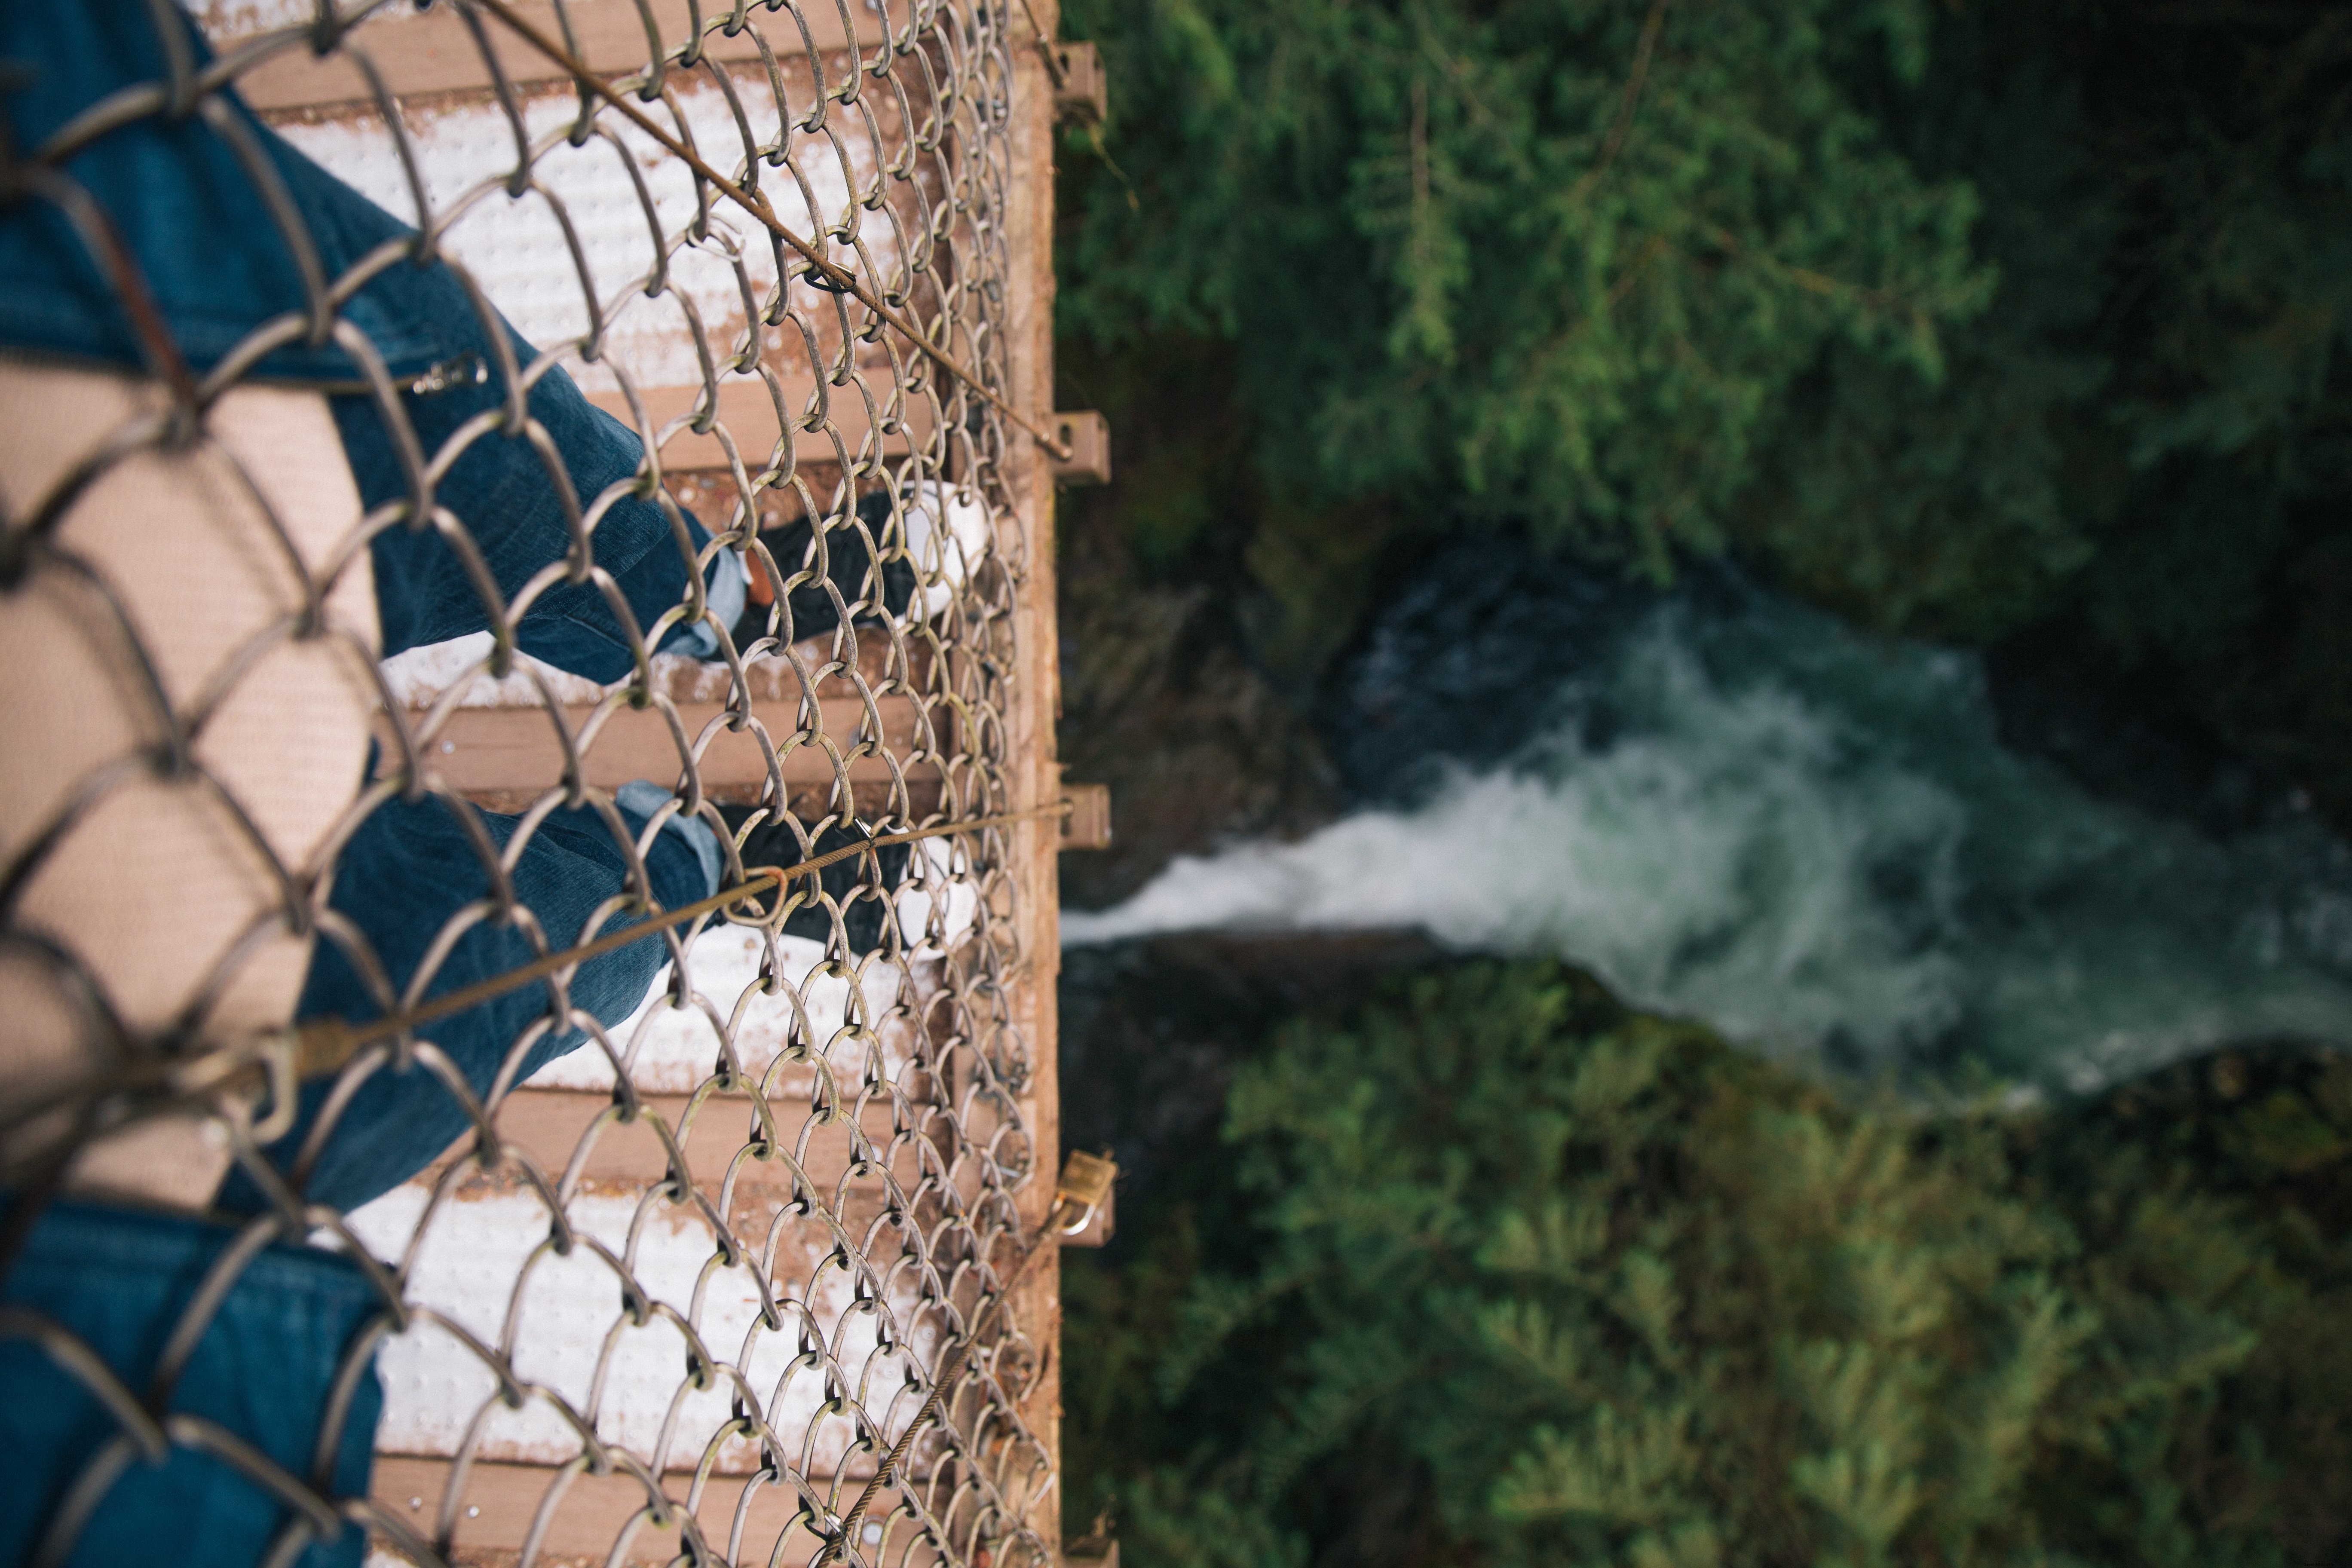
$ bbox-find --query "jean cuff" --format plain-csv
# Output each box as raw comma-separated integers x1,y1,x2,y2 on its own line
615,780,723,899
665,548,747,660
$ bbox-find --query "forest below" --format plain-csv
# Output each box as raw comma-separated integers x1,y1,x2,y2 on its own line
1058,950,2352,1567
1044,0,2352,1563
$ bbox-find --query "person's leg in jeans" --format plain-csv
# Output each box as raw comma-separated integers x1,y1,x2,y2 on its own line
225,136,744,1214
0,9,742,1560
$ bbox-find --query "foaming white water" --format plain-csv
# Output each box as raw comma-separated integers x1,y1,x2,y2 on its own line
1065,603,2352,1090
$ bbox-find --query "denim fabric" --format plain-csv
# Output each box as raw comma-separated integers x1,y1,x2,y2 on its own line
1,7,738,1549
218,786,714,1216
0,1201,383,1568
0,8,436,382
1,0,729,1204
0,2,725,681
619,779,726,894
1,0,733,1179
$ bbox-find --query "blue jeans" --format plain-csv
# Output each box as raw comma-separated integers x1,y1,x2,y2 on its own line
217,782,719,1216
0,1201,383,1568
0,3,726,682
1,6,736,1562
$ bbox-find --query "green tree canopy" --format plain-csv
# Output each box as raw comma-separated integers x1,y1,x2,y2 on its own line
1055,0,2352,813
1058,0,1992,575
1066,963,2352,1567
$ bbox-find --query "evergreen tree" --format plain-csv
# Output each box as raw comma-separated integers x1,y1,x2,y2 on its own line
1057,0,1992,580
1065,962,2352,1566
1054,0,2352,815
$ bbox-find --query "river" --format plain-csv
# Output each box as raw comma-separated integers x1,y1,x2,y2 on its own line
1063,540,2352,1096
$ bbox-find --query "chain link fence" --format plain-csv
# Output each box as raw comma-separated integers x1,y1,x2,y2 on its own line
0,2,1073,1564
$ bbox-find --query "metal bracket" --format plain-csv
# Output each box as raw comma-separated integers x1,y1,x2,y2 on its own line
1058,1179,1114,1247
1059,782,1112,850
1047,410,1111,487
1054,1149,1118,1228
1052,41,1107,126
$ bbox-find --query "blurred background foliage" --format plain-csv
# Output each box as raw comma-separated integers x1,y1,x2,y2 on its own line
1051,0,2352,888
1044,0,2352,1559
1059,956,2352,1568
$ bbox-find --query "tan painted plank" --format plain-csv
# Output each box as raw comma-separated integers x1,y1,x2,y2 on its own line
999,0,1068,1556
214,0,878,113
380,694,937,796
589,374,939,475
426,1088,916,1195
372,1453,953,1565
372,1453,833,1564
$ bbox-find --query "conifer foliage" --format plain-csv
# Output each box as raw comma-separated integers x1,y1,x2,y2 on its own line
1054,0,2352,818
1065,964,2352,1567
1057,0,1991,577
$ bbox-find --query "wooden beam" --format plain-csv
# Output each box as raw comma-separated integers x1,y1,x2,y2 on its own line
371,1455,852,1564
211,0,869,115
1001,0,1068,1559
383,695,937,799
419,1088,906,1195
587,374,937,476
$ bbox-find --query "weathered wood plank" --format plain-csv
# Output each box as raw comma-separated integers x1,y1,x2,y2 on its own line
211,0,877,113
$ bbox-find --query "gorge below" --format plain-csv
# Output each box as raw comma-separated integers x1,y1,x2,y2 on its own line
1063,538,2352,1101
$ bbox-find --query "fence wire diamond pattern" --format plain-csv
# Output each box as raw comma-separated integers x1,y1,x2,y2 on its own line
0,3,1061,1565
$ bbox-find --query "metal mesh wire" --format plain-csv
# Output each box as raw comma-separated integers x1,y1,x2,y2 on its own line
0,2,1060,1564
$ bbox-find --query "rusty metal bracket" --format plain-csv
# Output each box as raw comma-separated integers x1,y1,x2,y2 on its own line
1047,410,1112,487
1060,783,1113,850
1053,41,1107,126
1058,1179,1115,1247
1054,1149,1118,1249
1055,1148,1118,1219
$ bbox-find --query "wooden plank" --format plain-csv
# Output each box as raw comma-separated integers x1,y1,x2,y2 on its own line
424,1088,910,1195
1000,0,1067,1556
373,1453,956,1565
214,0,878,114
381,694,937,797
371,1454,845,1565
589,374,937,475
